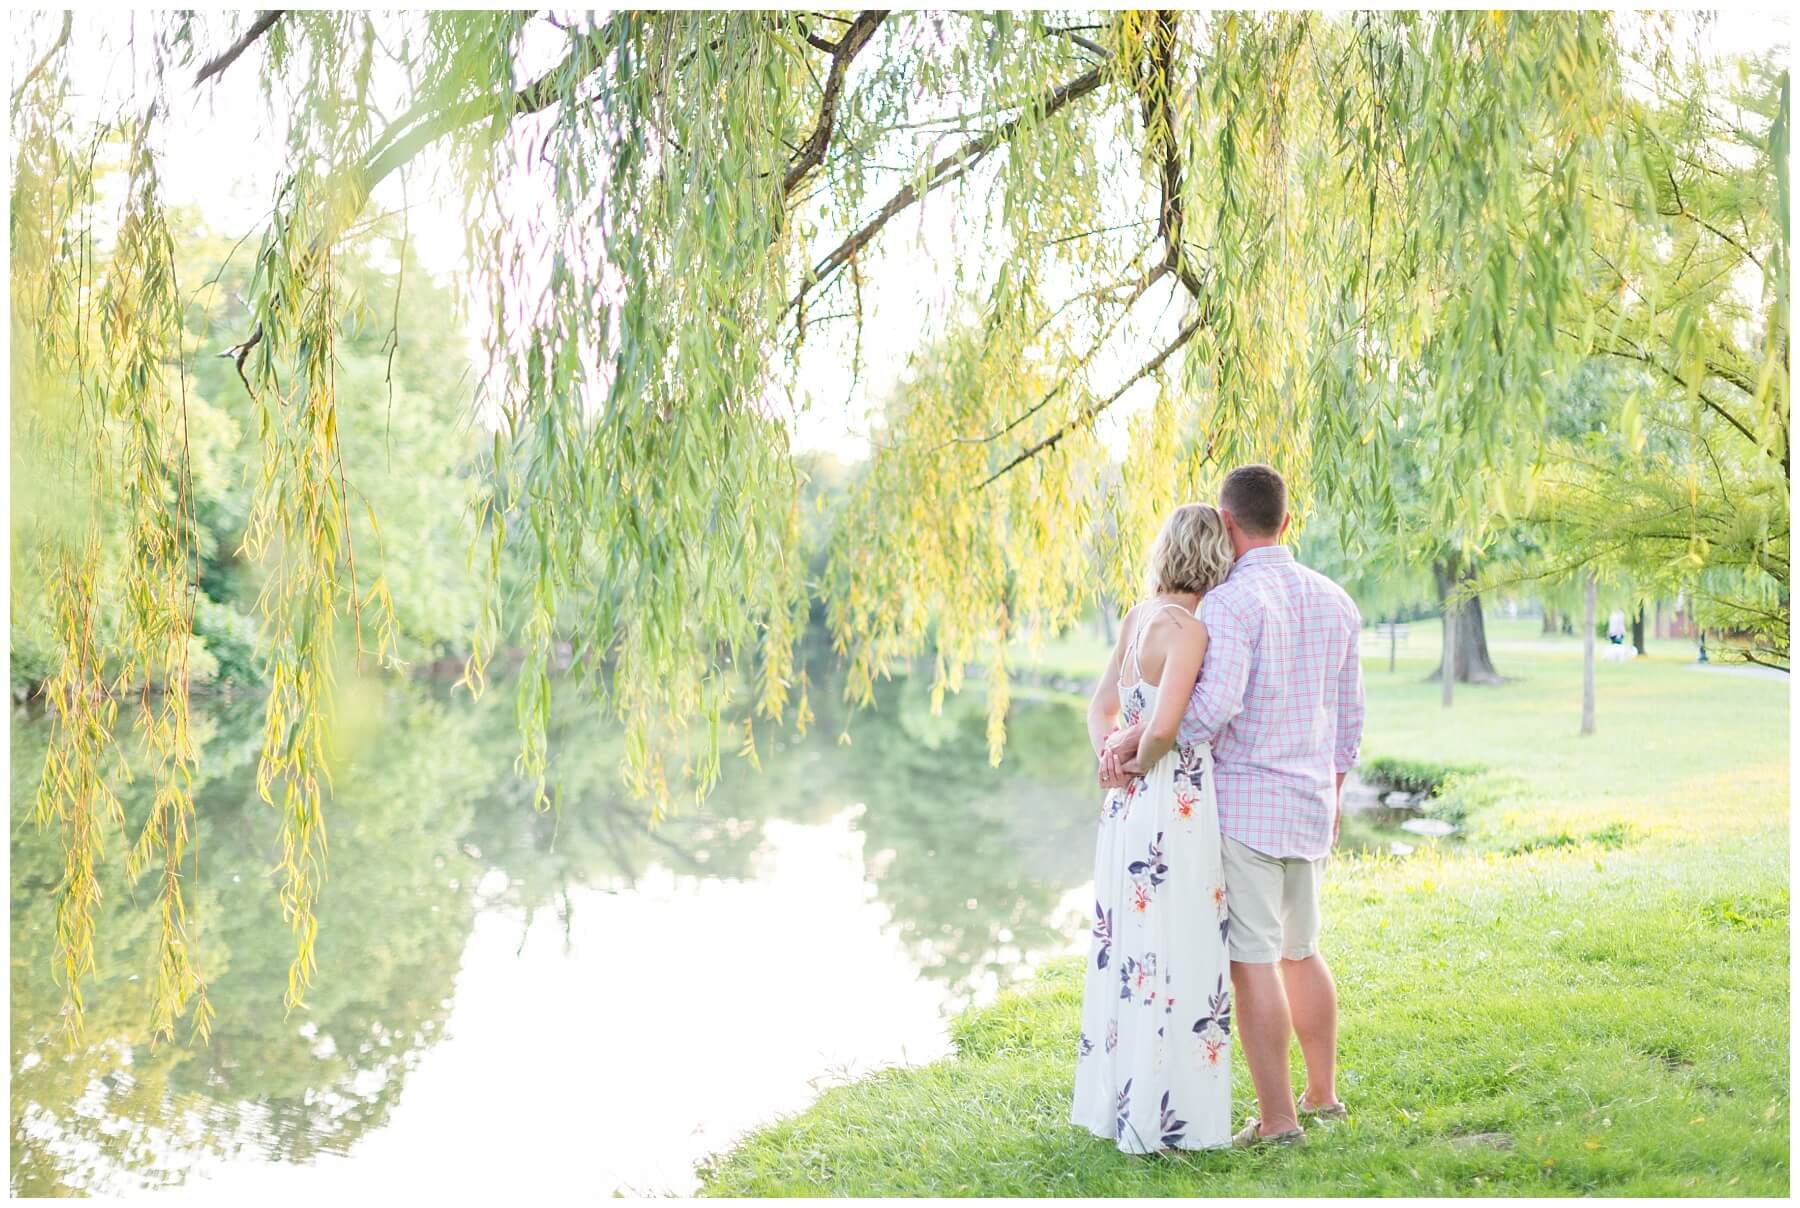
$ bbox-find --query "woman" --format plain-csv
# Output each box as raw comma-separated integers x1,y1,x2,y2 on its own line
1071,503,1236,1154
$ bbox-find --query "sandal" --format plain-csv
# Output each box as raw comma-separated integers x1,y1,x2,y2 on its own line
1231,1118,1307,1149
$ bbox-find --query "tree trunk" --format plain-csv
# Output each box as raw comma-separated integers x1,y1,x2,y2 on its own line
1581,574,1597,736
1541,606,1558,635
1631,605,1646,656
1388,614,1398,673
1429,557,1502,684
1441,596,1456,708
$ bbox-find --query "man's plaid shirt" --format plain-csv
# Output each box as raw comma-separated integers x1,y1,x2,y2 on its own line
1177,545,1365,860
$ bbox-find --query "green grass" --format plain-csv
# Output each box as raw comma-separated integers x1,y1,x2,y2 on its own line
699,632,1789,1197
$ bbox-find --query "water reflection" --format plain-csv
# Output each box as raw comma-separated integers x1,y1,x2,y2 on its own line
10,671,1098,1195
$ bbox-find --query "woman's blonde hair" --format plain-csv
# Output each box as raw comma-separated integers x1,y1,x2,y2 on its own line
1146,503,1233,598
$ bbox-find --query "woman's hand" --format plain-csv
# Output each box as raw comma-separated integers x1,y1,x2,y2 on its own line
1097,738,1130,789
1097,742,1120,783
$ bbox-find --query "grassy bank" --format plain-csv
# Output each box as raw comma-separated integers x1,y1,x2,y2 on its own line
699,628,1789,1196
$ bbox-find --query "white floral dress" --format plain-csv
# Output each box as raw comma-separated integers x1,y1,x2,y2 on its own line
1071,605,1231,1153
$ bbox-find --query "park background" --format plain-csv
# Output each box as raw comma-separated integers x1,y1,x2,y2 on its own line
7,8,1790,1198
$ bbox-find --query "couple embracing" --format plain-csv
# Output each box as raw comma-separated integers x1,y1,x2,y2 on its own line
1071,464,1365,1153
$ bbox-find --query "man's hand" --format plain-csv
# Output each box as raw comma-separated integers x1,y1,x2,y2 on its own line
1332,771,1347,849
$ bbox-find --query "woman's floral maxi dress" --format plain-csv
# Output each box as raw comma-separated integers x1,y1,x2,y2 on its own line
1071,618,1231,1153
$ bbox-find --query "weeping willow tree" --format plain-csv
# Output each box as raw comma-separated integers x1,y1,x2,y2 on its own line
13,9,1757,1040
1487,42,1790,668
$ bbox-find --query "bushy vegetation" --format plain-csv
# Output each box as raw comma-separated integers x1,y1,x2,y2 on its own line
1359,756,1477,797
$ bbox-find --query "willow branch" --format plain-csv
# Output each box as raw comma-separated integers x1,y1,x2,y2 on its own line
784,11,889,196
789,63,1108,315
948,259,1170,451
356,21,615,209
219,18,620,373
961,15,1201,462
1048,26,1111,60
979,309,1206,490
11,11,72,107
193,11,285,88
1583,335,1779,470
1139,10,1205,300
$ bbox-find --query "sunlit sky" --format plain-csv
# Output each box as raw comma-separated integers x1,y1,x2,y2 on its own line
11,8,1789,464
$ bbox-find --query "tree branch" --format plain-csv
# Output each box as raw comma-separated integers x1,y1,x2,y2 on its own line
1138,10,1204,300
356,20,617,207
1048,26,1111,60
789,62,1108,315
979,309,1206,490
1583,335,1781,471
946,259,1169,452
220,17,622,371
955,13,1204,464
11,11,71,107
783,11,888,197
194,11,285,88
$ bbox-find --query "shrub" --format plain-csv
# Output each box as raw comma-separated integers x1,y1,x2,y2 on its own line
1360,755,1481,796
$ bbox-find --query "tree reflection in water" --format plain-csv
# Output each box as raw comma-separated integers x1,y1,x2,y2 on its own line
11,671,1095,1194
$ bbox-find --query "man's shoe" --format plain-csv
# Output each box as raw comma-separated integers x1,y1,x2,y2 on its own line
1231,1118,1307,1149
1300,1101,1348,1125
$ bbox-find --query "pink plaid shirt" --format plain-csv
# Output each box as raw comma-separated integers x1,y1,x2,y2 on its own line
1176,545,1364,860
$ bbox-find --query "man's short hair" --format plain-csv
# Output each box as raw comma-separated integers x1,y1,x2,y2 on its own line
1219,464,1287,537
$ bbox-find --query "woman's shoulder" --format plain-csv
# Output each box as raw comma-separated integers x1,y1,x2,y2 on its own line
1141,601,1204,643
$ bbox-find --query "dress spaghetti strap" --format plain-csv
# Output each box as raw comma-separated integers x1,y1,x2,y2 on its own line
1121,600,1197,688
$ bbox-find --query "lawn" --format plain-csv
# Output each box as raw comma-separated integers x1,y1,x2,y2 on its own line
698,621,1789,1196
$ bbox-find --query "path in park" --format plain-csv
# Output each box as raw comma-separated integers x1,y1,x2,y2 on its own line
1688,662,1788,682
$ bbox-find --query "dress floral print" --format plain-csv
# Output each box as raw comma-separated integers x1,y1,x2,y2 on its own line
1071,614,1232,1154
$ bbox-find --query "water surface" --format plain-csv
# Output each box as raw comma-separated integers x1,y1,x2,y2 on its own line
10,674,1100,1196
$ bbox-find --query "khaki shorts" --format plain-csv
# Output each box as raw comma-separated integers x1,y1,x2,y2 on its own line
1223,837,1324,963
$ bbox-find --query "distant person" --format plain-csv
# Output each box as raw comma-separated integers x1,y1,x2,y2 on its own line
1094,465,1364,1151
1607,609,1627,646
1073,503,1235,1153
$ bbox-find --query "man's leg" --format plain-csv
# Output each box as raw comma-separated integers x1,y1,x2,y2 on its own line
1223,838,1301,1136
1231,959,1300,1134
1281,953,1339,1109
1278,856,1339,1110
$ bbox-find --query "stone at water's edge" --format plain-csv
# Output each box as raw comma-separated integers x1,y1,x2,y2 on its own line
1340,769,1457,853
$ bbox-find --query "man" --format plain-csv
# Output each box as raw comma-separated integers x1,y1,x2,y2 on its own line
1100,464,1365,1148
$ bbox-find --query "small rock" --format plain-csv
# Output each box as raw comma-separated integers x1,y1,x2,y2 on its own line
1382,791,1418,808
1401,818,1457,837
1450,1132,1513,1151
1388,840,1415,857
